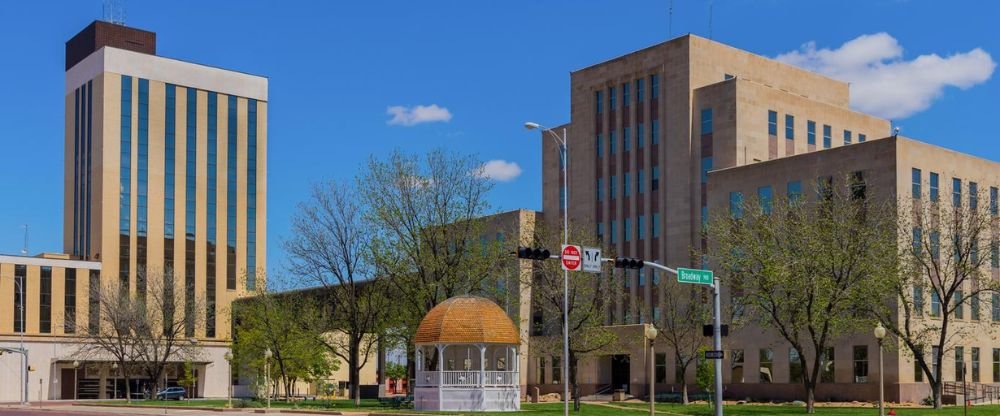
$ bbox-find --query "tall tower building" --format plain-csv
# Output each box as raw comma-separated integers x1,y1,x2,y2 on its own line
64,20,267,341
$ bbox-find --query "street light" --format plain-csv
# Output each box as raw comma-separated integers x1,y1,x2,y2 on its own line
112,362,119,399
525,121,570,416
874,322,887,416
644,324,659,416
224,351,234,408
72,360,80,401
264,348,273,409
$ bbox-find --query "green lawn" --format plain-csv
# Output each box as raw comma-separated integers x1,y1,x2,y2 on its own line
94,399,1000,415
95,398,386,410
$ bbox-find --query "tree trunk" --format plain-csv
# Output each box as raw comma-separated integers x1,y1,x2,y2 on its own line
932,380,943,409
570,354,580,411
805,383,816,414
350,341,361,406
681,381,689,405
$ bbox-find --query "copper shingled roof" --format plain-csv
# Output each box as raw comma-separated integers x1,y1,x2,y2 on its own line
414,296,520,345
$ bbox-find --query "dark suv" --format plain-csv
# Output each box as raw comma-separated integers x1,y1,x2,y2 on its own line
155,387,186,400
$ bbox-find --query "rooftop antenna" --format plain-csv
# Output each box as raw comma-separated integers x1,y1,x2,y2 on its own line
103,0,126,25
708,0,714,40
21,224,29,256
669,0,674,37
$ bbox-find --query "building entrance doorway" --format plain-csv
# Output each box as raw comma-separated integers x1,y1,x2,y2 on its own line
611,354,630,393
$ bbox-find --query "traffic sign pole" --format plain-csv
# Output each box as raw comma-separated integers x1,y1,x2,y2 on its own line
611,260,723,416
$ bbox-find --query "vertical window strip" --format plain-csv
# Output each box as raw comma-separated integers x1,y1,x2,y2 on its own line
137,78,149,295
73,88,80,256
40,266,52,333
88,270,100,334
14,265,26,333
206,92,218,338
247,99,258,290
165,84,176,268
227,96,238,290
185,87,197,337
86,80,93,258
120,76,132,293
64,269,77,334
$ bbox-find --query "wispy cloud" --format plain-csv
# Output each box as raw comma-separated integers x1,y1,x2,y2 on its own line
475,160,522,182
775,33,996,119
386,104,453,126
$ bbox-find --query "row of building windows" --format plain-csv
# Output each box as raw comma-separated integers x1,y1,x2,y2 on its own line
247,99,259,291
533,345,915,385
597,213,661,243
768,110,866,148
912,286,1000,321
597,167,661,201
595,121,662,158
595,75,660,114
137,78,149,296
912,168,997,212
9,266,100,335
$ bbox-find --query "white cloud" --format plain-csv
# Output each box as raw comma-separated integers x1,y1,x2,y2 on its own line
476,160,522,182
386,104,453,126
775,33,996,119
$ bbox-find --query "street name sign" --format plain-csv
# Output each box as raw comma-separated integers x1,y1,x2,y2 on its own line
582,246,602,273
561,245,582,271
677,267,714,285
704,350,724,360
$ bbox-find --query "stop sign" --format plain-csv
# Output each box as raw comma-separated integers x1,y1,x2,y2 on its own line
561,245,582,271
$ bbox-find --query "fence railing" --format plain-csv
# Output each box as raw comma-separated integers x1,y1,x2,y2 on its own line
415,371,518,387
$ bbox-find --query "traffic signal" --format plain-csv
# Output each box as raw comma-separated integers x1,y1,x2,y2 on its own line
614,257,644,269
516,246,551,260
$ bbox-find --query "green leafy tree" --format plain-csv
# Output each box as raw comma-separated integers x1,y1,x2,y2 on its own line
646,277,711,404
695,347,714,407
177,360,197,399
708,176,897,413
385,362,408,380
232,282,336,401
359,149,507,378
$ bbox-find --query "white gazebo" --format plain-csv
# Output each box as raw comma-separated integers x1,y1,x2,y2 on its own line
413,296,521,412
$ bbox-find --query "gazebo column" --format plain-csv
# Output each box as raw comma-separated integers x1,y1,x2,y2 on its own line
480,344,487,410
437,344,446,407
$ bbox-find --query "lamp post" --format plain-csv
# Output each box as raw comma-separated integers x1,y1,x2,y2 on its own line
264,348,272,409
112,362,119,399
224,351,233,408
874,322,886,416
525,121,570,416
644,324,658,416
73,361,80,401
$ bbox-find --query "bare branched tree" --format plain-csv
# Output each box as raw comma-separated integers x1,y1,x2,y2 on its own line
285,180,391,405
872,186,1000,408
525,222,618,410
76,269,203,401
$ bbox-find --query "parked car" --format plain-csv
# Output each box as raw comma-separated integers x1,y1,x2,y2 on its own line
155,387,186,400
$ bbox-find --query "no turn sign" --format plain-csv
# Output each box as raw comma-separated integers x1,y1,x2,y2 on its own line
561,245,582,271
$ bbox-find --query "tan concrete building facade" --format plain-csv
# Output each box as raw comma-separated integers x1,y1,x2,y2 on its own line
0,21,267,402
531,33,997,403
707,136,1000,403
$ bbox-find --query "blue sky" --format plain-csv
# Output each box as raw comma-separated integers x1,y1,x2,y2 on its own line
1,0,997,277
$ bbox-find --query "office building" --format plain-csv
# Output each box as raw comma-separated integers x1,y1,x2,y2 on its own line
0,20,266,401
532,33,998,403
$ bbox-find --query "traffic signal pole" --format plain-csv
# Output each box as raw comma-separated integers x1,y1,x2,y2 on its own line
615,260,724,416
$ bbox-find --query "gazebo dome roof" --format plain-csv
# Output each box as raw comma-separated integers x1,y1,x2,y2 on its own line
414,295,520,345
